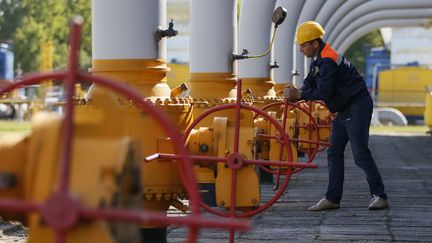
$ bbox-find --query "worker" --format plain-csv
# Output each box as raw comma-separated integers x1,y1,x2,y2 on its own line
285,21,388,211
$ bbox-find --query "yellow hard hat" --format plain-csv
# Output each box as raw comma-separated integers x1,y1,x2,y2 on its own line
295,21,325,45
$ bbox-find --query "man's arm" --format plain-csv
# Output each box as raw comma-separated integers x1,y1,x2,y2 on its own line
300,58,337,101
301,70,316,92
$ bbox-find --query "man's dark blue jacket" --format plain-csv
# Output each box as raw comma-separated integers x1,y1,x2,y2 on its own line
300,43,369,113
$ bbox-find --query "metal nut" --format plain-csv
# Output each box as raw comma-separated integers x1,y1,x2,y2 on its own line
0,173,16,189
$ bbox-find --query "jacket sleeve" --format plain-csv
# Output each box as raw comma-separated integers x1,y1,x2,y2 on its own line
300,58,337,101
301,71,315,92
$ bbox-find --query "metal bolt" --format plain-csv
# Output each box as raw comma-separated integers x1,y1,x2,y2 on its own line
145,194,153,201
199,143,209,152
0,173,16,189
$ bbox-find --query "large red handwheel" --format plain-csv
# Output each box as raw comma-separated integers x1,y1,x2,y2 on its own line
295,100,333,152
154,81,318,220
257,99,331,172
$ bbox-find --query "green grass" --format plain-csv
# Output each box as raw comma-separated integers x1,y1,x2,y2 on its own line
0,121,31,136
370,125,430,135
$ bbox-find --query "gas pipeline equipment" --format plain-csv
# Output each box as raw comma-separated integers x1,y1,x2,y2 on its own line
147,79,319,219
165,6,332,223
0,4,334,242
0,18,249,243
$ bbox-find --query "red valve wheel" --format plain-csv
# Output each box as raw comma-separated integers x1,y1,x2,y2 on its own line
295,100,333,152
256,99,331,173
149,80,317,229
0,18,248,243
184,80,318,242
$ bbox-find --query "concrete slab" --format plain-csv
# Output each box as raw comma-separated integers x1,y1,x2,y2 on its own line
168,134,432,242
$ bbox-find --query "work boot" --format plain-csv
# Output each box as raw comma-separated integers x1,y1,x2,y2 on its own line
368,195,389,210
308,198,340,211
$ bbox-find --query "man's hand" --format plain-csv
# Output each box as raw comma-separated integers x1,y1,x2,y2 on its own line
283,85,301,101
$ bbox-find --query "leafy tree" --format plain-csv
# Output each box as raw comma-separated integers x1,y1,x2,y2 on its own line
0,0,25,42
66,0,92,69
345,30,384,76
0,0,91,74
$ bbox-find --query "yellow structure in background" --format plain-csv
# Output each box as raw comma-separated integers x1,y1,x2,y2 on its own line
40,41,53,72
40,41,54,96
424,90,432,130
167,63,189,88
378,66,432,117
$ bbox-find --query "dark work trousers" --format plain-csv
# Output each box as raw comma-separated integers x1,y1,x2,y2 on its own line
325,95,387,203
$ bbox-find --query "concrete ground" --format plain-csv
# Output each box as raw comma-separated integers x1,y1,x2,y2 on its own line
168,133,432,242
1,133,431,242
0,221,27,243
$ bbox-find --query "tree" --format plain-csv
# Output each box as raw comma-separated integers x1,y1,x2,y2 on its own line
66,0,92,69
0,0,25,43
345,30,384,76
1,0,91,74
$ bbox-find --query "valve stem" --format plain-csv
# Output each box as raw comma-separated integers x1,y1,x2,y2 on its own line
156,19,178,40
241,88,252,98
170,83,189,98
170,199,189,213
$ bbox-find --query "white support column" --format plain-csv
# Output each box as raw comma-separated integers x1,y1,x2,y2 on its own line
92,0,166,60
274,0,305,86
190,0,236,73
189,0,238,99
91,0,170,97
238,0,277,97
238,0,276,79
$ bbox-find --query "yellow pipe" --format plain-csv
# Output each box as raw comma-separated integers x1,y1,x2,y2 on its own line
91,59,171,98
242,77,276,98
189,72,237,99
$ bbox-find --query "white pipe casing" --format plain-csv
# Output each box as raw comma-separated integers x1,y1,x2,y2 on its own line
293,0,326,86
327,0,432,44
338,18,429,54
323,0,368,41
273,0,305,84
301,0,344,84
190,0,237,73
315,0,345,27
300,0,344,83
92,0,166,60
300,0,432,81
238,0,277,79
333,8,432,50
